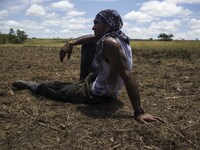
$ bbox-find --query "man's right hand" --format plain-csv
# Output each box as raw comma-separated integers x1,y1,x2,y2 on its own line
59,43,73,62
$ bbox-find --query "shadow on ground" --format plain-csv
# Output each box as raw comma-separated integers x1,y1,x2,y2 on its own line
76,98,133,119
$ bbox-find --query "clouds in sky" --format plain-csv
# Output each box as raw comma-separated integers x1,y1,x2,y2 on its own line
189,19,200,29
0,10,9,19
124,0,200,39
26,4,47,16
51,0,74,10
0,0,200,39
124,0,192,22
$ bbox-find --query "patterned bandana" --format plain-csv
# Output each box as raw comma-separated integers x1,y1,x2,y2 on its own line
93,9,130,74
94,9,123,32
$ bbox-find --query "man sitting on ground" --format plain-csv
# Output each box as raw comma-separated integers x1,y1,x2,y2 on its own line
12,9,164,124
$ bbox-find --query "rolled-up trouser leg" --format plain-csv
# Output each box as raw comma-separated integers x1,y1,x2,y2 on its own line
80,42,96,80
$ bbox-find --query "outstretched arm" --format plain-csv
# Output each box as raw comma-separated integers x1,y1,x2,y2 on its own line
60,34,95,62
103,37,164,124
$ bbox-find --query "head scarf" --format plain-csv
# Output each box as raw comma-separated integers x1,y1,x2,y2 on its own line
94,9,123,32
93,9,130,73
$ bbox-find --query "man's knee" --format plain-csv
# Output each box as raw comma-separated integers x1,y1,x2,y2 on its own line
80,43,96,80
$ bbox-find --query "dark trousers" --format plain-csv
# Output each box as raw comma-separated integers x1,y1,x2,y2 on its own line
35,43,100,104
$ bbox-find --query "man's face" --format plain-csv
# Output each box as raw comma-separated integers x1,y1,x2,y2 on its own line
92,21,109,41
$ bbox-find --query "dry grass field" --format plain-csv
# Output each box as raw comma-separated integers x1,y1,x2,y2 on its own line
0,40,200,149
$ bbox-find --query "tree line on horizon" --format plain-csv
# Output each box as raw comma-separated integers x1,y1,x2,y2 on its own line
0,28,28,44
0,28,176,44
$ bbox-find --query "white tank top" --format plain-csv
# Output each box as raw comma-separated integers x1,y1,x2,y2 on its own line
91,38,133,98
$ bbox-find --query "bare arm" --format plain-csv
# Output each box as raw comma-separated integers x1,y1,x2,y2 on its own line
103,37,164,123
103,38,141,111
60,34,95,62
67,34,95,46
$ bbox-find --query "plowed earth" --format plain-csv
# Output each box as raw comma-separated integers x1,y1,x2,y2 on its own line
0,44,199,149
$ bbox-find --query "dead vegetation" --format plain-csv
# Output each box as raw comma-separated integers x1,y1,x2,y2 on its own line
0,42,200,149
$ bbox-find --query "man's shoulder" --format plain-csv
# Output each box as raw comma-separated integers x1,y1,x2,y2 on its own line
104,36,121,50
104,36,118,44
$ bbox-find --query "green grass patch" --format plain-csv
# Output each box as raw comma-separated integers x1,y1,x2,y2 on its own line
130,40,200,52
1,39,200,53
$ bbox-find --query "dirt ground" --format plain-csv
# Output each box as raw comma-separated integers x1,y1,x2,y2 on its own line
0,45,200,150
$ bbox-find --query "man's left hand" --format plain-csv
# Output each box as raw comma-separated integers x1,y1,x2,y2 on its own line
59,43,73,62
135,113,164,124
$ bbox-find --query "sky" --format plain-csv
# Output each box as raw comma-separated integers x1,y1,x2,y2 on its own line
0,0,200,40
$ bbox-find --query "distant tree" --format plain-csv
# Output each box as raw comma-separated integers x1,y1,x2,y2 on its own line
0,28,28,44
158,33,174,41
15,29,28,43
7,28,28,43
9,28,15,35
0,34,8,44
8,28,16,43
168,34,174,40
